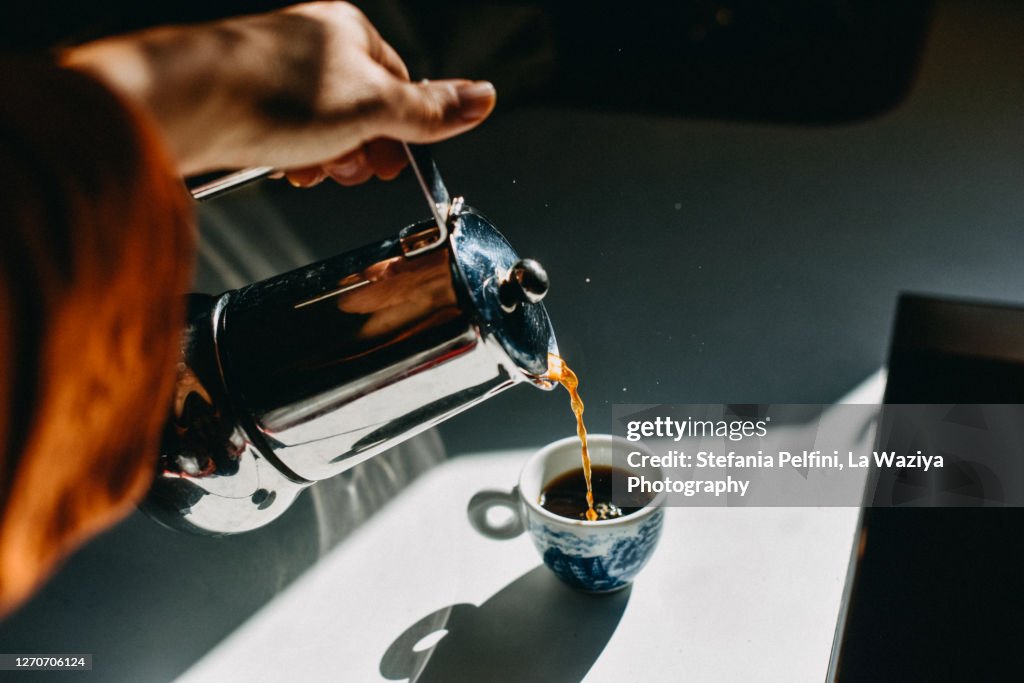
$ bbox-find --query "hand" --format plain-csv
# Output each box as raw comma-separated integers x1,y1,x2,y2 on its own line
62,2,497,184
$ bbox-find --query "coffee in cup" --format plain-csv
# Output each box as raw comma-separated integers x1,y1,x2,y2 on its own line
539,465,654,521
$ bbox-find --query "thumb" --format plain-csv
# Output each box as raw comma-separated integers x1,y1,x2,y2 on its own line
375,78,496,144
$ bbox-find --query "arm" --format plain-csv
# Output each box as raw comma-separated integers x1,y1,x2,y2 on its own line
62,1,497,185
0,2,495,615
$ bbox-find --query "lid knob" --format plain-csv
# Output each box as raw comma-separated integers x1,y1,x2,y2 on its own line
498,258,550,312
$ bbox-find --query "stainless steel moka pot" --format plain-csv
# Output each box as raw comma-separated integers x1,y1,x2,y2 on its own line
143,146,557,534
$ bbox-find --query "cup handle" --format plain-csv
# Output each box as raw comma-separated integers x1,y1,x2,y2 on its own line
467,487,525,540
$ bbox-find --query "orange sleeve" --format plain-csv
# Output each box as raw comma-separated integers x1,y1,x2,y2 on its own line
0,57,195,615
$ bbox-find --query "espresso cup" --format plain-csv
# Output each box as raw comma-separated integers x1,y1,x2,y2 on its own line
467,434,666,593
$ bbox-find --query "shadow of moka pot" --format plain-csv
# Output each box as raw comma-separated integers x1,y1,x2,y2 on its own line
143,146,558,534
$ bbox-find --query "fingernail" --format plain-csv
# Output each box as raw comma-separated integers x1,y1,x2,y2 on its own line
331,158,362,179
456,81,496,120
288,169,326,188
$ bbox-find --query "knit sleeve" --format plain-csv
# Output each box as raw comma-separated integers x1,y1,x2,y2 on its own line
0,56,195,615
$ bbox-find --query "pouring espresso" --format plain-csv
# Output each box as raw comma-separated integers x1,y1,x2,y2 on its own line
144,147,559,534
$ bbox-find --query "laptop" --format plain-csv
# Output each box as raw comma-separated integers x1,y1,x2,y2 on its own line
828,294,1024,680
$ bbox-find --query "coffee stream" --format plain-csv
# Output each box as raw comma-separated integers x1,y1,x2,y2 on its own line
546,354,598,522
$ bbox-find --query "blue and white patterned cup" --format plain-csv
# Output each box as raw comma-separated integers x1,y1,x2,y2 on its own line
468,434,666,593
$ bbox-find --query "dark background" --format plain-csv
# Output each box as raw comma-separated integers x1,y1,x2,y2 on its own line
0,0,932,123
2,1,1024,680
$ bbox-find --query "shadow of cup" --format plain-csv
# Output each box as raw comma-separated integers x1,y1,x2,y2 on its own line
379,566,631,683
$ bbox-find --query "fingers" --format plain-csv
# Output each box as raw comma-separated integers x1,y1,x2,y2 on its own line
362,139,407,180
324,147,375,186
283,138,408,188
276,4,496,190
285,166,326,188
374,78,497,144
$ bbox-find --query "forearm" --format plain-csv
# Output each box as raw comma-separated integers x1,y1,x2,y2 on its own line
61,11,326,175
